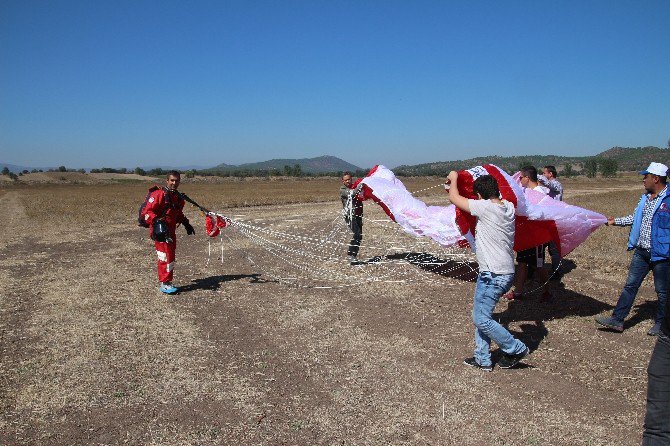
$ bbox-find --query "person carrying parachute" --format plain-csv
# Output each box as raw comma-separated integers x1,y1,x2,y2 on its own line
138,170,195,294
445,170,530,371
339,171,365,264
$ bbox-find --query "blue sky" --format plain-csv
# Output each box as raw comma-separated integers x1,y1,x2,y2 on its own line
1,1,669,169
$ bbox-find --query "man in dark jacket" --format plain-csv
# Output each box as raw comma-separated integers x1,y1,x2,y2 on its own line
339,172,363,264
595,162,670,336
643,298,670,444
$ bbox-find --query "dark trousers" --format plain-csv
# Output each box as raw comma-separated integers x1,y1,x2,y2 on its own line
643,332,670,445
547,241,562,273
347,216,363,257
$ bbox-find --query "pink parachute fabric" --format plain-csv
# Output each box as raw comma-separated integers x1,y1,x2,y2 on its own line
359,165,607,257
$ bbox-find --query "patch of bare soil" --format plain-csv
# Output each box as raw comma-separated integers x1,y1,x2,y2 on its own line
0,180,659,445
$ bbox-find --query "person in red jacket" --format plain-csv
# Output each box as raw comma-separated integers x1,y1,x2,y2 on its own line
142,171,195,294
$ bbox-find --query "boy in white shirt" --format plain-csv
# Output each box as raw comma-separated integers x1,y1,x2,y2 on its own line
446,170,529,371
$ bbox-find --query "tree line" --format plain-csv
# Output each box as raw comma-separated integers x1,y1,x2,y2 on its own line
1,158,619,181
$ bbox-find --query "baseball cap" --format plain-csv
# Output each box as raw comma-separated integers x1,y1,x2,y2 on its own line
640,162,669,177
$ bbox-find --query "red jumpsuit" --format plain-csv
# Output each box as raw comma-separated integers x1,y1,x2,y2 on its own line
143,187,188,283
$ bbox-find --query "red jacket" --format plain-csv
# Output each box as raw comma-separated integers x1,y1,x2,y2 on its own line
144,187,188,237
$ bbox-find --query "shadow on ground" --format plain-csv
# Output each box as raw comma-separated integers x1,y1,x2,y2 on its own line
527,259,576,282
375,252,479,282
179,273,269,292
496,285,616,352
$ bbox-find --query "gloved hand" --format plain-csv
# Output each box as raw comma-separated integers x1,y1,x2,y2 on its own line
184,221,195,235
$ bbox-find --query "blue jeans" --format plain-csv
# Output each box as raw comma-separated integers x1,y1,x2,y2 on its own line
612,248,670,326
473,271,528,367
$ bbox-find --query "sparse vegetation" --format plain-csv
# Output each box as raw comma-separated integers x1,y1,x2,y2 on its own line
561,163,575,177
600,158,619,177
584,158,599,178
0,174,651,445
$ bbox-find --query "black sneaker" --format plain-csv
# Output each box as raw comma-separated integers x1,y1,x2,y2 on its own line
595,316,624,332
498,347,530,369
463,357,493,372
648,323,661,336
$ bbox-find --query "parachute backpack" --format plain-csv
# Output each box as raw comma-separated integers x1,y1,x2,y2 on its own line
137,186,161,228
151,218,169,242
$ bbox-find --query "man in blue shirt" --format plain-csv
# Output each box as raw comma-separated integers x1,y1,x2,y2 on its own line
596,162,670,336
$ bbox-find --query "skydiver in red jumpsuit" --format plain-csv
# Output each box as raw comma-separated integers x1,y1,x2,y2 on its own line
142,171,195,294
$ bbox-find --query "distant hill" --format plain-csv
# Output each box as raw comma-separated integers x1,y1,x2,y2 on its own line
0,163,42,173
4,146,667,178
597,146,670,171
395,155,583,176
395,146,669,176
209,155,361,174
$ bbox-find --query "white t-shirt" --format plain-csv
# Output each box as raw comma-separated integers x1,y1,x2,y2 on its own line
468,199,516,274
533,185,550,194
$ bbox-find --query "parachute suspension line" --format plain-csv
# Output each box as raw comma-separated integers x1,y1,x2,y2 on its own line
346,179,479,281
519,258,564,296
202,203,480,288
509,217,564,296
351,207,479,282
206,239,212,267
222,219,359,288
409,182,444,195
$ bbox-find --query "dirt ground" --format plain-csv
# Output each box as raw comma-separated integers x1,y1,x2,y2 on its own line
0,174,660,445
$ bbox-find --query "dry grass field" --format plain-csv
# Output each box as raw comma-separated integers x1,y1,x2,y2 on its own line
0,173,660,445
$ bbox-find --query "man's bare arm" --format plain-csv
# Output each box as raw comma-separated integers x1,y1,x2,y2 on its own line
445,171,470,213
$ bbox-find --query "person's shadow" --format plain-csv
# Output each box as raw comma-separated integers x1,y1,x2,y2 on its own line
557,259,577,276
378,252,479,282
178,273,269,292
495,286,614,351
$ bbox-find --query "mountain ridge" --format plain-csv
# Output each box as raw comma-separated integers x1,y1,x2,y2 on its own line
2,146,668,175
394,146,670,175
208,155,362,174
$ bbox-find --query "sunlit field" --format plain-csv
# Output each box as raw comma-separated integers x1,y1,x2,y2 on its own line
0,172,658,445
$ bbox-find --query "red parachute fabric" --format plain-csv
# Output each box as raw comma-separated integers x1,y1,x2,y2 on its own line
205,214,228,238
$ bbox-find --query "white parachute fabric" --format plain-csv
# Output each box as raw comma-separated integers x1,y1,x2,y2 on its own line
510,171,607,256
360,165,469,247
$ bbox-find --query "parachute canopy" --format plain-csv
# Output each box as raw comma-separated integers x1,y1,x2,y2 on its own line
359,165,606,257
